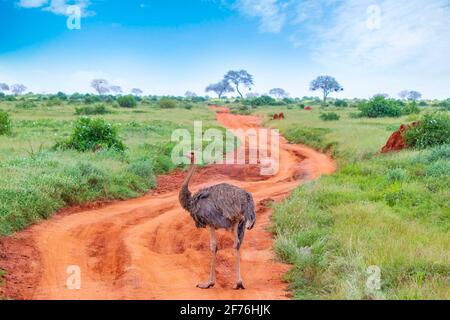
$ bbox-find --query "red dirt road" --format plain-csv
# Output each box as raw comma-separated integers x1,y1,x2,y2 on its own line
0,112,335,300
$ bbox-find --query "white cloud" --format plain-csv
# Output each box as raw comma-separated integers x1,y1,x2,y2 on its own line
313,0,450,72
18,0,48,8
17,0,94,16
235,0,287,33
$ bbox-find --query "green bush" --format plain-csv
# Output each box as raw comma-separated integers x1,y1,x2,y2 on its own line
46,97,62,107
75,104,111,115
284,127,336,152
243,95,276,107
358,96,402,118
334,99,348,107
386,167,408,182
58,117,125,152
158,98,177,109
16,101,38,109
117,95,137,108
403,101,421,115
126,159,156,190
320,112,340,121
0,110,12,135
405,113,450,149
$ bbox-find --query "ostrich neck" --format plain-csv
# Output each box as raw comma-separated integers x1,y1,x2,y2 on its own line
179,162,196,211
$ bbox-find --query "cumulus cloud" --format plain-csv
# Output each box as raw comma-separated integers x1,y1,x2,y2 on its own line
18,0,48,8
17,0,94,16
233,0,450,73
235,0,287,33
313,0,450,72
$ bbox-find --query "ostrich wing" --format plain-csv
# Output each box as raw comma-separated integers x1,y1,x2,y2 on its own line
191,190,233,229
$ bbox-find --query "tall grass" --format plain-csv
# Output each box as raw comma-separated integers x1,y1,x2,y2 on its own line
261,106,450,300
0,101,222,235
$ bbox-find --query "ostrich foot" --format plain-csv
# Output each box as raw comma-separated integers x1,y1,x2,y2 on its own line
197,281,215,289
233,281,245,290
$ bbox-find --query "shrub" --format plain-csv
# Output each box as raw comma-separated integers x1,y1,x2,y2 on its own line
75,104,111,115
403,101,421,115
386,167,408,182
425,160,450,177
284,127,336,152
16,101,38,109
0,110,12,135
58,117,125,152
320,112,340,121
334,99,348,107
117,95,137,108
46,97,62,107
244,95,276,107
426,144,450,162
405,113,450,149
231,105,252,115
126,159,156,189
183,103,193,110
358,96,402,118
158,98,177,109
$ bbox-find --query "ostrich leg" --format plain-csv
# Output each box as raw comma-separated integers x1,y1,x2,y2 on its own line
233,222,245,290
197,226,217,289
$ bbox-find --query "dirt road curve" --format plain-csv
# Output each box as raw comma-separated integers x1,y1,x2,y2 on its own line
0,112,335,300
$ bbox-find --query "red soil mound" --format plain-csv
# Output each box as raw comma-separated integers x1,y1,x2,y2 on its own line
304,106,312,110
381,122,419,153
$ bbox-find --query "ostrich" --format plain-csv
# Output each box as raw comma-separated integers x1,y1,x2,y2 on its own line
179,152,256,290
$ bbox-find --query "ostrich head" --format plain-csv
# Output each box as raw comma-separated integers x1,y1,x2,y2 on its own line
185,152,195,165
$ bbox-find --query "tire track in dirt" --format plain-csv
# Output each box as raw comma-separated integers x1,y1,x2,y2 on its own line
0,112,335,300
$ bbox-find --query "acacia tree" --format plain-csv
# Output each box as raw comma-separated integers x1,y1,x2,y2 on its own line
131,88,143,96
269,88,288,99
407,91,422,101
91,79,110,95
205,79,234,98
0,83,9,93
10,84,27,95
310,75,343,103
224,70,254,98
110,85,123,95
185,91,197,98
398,90,410,99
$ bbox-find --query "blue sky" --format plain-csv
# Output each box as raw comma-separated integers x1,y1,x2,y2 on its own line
0,0,449,98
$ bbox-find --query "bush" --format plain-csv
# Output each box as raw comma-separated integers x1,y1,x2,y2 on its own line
46,97,62,107
243,95,276,107
16,101,38,109
0,110,12,135
158,98,177,109
126,159,156,189
386,167,408,182
75,104,111,115
405,113,450,149
358,96,402,118
334,99,348,107
403,101,421,115
320,112,340,121
117,95,137,108
58,117,125,152
284,127,336,152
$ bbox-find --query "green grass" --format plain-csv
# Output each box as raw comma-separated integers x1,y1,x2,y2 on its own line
0,101,227,236
259,105,450,300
